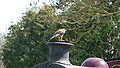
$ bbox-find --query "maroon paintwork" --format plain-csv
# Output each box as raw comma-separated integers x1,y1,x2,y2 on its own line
107,60,120,68
81,57,109,68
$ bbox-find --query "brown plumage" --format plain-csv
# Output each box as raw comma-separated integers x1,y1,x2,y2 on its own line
50,29,67,41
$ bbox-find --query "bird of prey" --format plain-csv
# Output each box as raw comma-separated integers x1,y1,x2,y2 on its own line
50,29,67,41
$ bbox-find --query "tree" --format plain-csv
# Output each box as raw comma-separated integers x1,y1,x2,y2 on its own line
2,0,120,68
0,33,4,68
53,0,120,64
2,5,58,68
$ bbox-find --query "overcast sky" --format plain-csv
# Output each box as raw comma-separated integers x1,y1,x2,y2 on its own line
0,0,50,34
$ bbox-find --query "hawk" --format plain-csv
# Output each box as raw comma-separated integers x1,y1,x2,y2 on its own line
50,29,67,41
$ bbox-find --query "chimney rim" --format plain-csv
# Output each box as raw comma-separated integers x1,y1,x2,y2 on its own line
46,41,74,46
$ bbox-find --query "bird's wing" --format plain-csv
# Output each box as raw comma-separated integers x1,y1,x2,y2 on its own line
55,29,66,35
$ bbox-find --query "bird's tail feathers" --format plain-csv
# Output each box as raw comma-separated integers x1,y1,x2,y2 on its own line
50,34,59,40
50,35,55,40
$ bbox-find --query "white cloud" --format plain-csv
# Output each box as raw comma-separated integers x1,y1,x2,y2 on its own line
0,0,31,34
0,0,50,34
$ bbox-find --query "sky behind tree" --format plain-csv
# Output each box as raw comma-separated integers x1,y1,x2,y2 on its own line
0,0,50,34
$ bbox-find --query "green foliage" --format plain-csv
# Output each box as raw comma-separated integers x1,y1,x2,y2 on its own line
2,0,120,68
0,33,4,68
57,0,120,65
2,5,58,68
